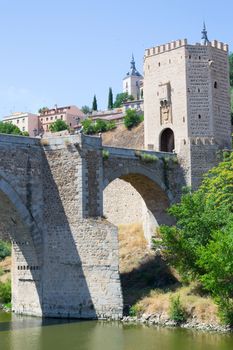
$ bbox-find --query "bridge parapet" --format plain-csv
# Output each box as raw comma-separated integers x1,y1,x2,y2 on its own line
103,145,176,160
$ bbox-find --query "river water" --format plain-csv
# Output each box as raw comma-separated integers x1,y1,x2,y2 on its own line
0,311,233,350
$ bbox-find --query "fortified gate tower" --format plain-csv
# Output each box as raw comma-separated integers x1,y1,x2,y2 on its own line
143,25,232,188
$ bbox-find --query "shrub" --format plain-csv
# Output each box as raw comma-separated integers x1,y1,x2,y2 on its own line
129,304,143,317
102,150,109,160
81,118,116,135
0,122,28,136
169,295,187,323
49,119,68,132
124,109,143,129
82,118,96,134
40,138,50,146
0,279,11,304
0,240,11,261
139,153,158,163
216,298,233,325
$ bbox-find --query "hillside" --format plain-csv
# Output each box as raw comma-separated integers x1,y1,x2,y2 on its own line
102,122,144,149
119,223,219,325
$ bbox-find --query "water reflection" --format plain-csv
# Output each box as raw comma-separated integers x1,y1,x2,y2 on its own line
0,312,233,350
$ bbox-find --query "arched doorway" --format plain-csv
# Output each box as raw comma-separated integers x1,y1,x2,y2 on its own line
160,128,175,152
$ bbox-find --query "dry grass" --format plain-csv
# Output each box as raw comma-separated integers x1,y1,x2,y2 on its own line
119,223,150,273
102,122,144,149
136,284,219,323
0,256,11,283
118,223,220,324
40,138,50,146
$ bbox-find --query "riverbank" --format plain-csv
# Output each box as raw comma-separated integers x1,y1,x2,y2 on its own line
121,315,232,333
118,223,232,333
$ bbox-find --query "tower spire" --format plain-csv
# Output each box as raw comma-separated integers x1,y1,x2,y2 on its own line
201,22,210,45
130,53,136,71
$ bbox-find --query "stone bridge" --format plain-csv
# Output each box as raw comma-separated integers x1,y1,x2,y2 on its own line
0,133,185,319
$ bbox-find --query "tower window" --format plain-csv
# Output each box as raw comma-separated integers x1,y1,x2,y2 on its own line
169,59,171,64
197,88,200,93
158,62,161,67
189,55,191,59
214,81,218,88
199,56,201,60
198,114,201,119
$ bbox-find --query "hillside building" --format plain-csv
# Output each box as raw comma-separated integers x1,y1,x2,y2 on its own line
2,112,39,136
39,105,85,133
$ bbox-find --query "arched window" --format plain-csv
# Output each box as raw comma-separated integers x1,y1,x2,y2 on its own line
160,128,175,152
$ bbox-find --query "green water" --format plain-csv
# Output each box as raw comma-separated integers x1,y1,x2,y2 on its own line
0,311,233,350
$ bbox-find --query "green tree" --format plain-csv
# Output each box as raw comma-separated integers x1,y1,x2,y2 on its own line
38,107,49,114
113,92,134,108
92,95,98,111
108,87,113,109
0,240,11,261
124,109,143,129
159,152,233,324
0,122,23,135
81,118,116,135
49,119,68,132
81,105,91,115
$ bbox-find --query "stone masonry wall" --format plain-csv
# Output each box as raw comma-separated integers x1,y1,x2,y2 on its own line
41,136,123,319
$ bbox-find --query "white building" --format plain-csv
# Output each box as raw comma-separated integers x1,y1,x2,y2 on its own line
2,112,39,136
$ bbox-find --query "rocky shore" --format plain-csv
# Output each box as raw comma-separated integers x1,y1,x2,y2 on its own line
121,314,232,333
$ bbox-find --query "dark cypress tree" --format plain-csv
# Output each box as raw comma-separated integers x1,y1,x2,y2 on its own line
92,95,98,111
108,87,113,110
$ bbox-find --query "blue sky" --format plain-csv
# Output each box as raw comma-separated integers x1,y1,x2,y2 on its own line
0,0,232,116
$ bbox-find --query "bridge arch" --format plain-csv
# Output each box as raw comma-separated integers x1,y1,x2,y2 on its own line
103,164,174,244
0,175,43,316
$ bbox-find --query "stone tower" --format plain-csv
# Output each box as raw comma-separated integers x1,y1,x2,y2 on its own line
143,28,231,188
123,54,143,100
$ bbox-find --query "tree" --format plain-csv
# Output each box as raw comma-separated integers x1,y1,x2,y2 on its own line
159,152,233,324
92,95,98,111
108,87,113,110
49,119,68,132
124,109,143,129
0,122,23,135
113,92,134,108
81,118,116,135
38,107,49,114
81,105,91,115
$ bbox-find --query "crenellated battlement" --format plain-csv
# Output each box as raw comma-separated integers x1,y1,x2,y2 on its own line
145,39,187,57
145,38,228,57
210,40,228,52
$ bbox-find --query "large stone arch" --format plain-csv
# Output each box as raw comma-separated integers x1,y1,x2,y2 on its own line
0,175,43,316
103,165,174,244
